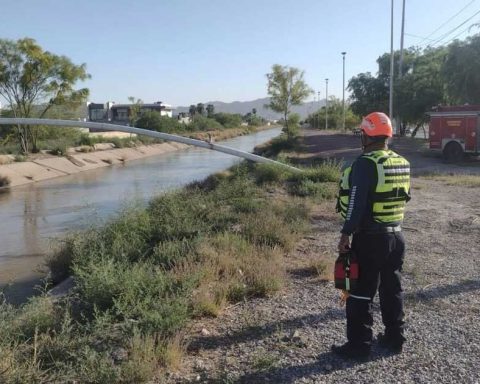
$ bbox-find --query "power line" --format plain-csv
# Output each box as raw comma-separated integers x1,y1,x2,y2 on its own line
430,9,480,46
441,20,480,45
418,0,476,45
405,32,438,43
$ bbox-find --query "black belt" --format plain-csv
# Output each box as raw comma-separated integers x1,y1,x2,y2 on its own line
358,226,402,234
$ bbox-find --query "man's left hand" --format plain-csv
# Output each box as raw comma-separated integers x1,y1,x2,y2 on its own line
338,234,351,253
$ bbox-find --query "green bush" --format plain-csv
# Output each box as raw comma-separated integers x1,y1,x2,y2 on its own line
253,163,293,184
255,134,297,158
289,179,337,199
287,160,341,183
0,174,11,187
212,113,243,128
136,112,184,133
190,116,224,131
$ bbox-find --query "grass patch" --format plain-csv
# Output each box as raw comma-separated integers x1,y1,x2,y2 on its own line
251,352,280,371
420,173,480,187
254,134,298,158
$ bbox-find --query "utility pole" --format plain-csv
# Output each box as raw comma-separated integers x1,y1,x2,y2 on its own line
389,0,395,125
399,0,406,77
398,0,406,136
341,52,347,131
325,78,329,130
317,91,321,130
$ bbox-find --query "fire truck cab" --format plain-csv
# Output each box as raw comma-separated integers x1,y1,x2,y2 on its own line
429,105,480,162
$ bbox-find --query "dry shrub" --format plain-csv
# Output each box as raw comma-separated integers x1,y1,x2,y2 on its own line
307,255,332,281
0,155,13,165
194,233,286,304
159,333,187,371
121,331,163,382
0,174,11,187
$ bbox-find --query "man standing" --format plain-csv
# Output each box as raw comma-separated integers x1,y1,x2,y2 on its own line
332,112,411,359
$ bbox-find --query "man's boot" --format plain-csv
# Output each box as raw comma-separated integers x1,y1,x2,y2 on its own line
331,342,371,361
377,332,404,353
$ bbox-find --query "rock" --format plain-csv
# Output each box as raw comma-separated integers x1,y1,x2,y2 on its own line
201,328,211,336
194,359,205,371
291,330,301,340
111,347,128,362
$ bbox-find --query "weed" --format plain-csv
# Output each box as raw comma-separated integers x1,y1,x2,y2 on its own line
307,257,331,280
14,154,27,162
77,145,93,153
251,352,280,371
254,163,292,184
0,174,11,187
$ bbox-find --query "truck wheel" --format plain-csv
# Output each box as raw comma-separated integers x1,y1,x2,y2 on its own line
443,141,464,163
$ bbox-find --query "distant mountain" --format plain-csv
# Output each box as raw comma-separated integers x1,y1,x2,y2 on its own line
174,97,326,120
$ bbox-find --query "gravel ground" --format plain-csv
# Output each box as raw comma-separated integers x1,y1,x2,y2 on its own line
158,132,480,384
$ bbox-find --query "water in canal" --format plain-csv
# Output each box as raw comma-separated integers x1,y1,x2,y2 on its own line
0,128,281,301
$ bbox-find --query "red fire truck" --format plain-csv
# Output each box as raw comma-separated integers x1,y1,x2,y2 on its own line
429,105,480,162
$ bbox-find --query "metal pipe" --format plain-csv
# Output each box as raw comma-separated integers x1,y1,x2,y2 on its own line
0,118,301,172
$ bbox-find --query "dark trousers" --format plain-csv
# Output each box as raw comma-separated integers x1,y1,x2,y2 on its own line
346,231,405,347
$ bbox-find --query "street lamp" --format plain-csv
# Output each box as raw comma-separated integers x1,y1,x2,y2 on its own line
341,52,346,131
325,78,329,130
317,91,321,129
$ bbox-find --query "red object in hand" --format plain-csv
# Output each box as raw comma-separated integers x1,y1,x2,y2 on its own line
334,250,359,292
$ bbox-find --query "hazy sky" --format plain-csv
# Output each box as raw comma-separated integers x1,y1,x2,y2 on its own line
1,0,479,107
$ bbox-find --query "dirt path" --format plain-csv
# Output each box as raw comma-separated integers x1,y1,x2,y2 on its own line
160,131,480,384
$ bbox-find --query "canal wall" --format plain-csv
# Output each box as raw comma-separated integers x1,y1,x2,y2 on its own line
0,141,190,188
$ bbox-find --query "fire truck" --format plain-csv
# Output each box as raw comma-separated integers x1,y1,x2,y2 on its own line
429,105,480,162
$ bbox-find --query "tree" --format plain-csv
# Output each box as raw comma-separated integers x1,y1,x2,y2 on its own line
348,72,389,117
196,103,205,116
0,38,90,153
348,47,446,135
206,104,215,118
127,96,143,126
266,64,313,138
442,34,480,104
252,108,257,115
307,96,360,130
189,105,196,117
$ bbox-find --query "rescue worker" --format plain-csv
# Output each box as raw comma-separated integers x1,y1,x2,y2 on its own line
332,112,411,359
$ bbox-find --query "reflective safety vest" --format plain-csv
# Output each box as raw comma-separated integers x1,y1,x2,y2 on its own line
337,150,410,224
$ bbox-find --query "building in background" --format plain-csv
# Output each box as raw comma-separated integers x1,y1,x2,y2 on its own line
88,101,173,124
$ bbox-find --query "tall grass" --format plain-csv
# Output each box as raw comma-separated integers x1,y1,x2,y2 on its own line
0,160,339,383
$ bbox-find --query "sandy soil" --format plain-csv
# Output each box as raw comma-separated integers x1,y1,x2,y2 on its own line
159,131,480,384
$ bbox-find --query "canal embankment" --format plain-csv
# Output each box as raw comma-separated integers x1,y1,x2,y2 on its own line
0,125,275,189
